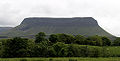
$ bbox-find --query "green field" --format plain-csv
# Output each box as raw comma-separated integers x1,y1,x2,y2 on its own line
0,57,120,61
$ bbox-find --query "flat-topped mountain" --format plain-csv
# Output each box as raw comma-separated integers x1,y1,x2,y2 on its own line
0,17,114,38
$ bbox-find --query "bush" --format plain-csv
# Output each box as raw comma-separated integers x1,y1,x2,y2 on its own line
49,58,53,61
69,59,77,61
20,59,27,61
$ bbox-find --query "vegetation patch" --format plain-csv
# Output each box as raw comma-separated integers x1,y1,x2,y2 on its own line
0,32,120,58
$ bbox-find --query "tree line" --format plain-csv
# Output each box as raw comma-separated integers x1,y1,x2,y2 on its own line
0,32,120,58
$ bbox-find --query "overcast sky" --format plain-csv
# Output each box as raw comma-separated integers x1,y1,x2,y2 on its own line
0,0,120,37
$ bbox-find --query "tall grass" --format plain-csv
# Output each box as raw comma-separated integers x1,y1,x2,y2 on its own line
0,57,119,61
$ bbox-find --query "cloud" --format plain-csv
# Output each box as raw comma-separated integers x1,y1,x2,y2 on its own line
0,0,120,36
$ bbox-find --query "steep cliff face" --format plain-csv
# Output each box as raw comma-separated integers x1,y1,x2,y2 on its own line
0,17,114,38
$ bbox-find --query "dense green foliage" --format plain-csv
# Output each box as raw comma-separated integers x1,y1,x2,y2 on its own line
113,38,120,46
0,32,119,58
35,32,47,43
2,37,34,57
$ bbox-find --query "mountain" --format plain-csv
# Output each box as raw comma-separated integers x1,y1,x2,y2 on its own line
0,27,12,33
0,27,13,38
0,17,115,38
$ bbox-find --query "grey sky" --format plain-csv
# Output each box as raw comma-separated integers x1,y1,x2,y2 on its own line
0,0,120,36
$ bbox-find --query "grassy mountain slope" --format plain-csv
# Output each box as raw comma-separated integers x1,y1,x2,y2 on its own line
0,17,114,38
0,27,12,33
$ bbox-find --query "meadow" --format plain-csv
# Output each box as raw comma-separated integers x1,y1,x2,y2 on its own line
0,57,120,61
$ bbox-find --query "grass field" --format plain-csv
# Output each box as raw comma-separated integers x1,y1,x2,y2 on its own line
0,57,120,61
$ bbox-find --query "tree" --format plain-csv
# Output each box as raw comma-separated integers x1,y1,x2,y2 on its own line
52,42,66,56
0,42,2,57
74,35,86,45
101,36,111,46
57,33,75,44
35,32,47,43
58,47,68,57
2,37,34,57
86,35,103,46
113,38,120,46
58,44,81,57
32,44,47,57
49,34,59,43
87,46,103,57
47,46,56,57
65,44,81,57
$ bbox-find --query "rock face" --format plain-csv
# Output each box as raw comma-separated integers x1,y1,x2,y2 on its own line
1,17,114,38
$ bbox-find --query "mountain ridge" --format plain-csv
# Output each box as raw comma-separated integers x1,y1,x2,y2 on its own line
0,17,115,38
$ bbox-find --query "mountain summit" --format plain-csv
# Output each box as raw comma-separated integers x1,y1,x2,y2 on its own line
1,17,114,38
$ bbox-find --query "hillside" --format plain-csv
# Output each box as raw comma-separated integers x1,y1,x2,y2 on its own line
0,27,13,38
0,17,114,38
0,27,12,33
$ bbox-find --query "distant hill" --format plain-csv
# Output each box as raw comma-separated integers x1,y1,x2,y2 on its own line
0,27,13,38
0,17,115,38
0,27,12,33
